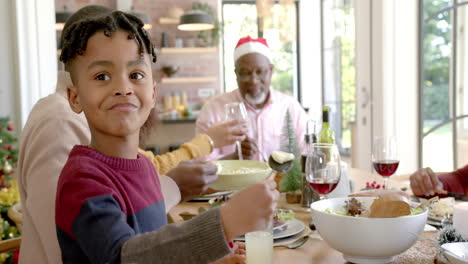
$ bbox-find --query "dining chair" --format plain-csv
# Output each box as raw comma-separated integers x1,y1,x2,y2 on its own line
0,237,21,253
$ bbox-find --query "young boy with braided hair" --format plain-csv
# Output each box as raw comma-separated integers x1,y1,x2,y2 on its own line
55,10,279,264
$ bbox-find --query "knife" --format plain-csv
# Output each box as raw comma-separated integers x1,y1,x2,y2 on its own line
446,191,468,201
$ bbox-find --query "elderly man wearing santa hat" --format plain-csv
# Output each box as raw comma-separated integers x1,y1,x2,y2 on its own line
196,36,308,161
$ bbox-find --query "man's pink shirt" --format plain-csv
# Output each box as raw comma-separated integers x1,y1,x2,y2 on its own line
196,88,308,161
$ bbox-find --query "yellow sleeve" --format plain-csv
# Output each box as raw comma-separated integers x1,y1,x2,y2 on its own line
138,134,213,175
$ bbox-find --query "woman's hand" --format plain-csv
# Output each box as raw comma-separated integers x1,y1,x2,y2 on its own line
206,120,248,148
166,160,218,201
240,137,258,160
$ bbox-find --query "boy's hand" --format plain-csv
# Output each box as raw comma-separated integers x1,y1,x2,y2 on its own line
220,180,279,241
166,160,218,201
206,120,248,148
240,137,258,160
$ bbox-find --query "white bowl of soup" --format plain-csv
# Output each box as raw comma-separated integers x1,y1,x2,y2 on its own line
211,160,272,191
311,197,428,264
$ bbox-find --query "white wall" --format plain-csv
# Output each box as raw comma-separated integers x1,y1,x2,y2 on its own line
354,0,418,173
370,0,419,174
299,0,322,121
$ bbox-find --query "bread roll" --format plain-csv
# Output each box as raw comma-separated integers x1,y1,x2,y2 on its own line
368,194,411,218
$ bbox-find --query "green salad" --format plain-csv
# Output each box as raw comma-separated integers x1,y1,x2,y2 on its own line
324,198,425,217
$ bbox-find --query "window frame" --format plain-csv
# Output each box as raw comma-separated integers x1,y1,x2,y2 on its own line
418,0,468,169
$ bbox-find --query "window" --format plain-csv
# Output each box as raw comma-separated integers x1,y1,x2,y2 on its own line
222,1,299,99
321,0,356,155
419,0,468,171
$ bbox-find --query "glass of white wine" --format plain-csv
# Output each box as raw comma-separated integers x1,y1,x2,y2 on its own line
224,102,247,160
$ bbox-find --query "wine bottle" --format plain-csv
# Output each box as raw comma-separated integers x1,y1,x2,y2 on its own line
318,106,335,144
301,120,319,208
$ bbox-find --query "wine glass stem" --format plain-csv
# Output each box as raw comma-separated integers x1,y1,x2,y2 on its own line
236,141,243,160
383,177,389,190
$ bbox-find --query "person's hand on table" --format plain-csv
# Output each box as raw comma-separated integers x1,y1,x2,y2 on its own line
240,137,258,160
220,177,279,241
410,167,446,196
210,242,245,264
166,160,218,201
206,120,248,148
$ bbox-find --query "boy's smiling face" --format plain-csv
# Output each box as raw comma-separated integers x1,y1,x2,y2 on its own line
67,30,156,138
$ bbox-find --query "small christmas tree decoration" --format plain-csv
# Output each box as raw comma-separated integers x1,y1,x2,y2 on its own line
438,224,468,246
279,111,303,203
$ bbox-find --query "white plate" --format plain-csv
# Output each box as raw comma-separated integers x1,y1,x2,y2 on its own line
189,191,234,201
424,224,437,231
234,219,305,241
441,242,468,264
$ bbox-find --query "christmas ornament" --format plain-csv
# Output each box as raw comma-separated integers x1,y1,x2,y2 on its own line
3,162,12,174
7,124,14,131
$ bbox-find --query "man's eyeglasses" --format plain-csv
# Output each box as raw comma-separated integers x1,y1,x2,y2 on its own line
235,68,270,81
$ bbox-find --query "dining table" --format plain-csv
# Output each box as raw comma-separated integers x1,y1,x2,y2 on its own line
167,168,445,264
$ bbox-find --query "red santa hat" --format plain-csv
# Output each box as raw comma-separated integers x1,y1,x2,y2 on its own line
234,36,272,63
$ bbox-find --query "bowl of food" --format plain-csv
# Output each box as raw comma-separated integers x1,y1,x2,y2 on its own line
211,160,272,191
311,195,428,264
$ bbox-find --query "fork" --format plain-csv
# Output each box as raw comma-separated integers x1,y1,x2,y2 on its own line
274,235,310,249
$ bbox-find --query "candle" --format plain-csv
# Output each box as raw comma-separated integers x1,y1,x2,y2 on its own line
246,231,273,264
453,202,468,239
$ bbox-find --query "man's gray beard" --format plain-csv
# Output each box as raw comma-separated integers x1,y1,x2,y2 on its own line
245,92,267,106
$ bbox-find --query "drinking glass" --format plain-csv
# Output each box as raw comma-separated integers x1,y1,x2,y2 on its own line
245,231,273,263
372,136,399,190
306,143,341,200
224,102,248,160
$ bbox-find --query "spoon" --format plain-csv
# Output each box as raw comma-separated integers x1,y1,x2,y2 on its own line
260,151,296,231
268,152,294,174
274,235,310,249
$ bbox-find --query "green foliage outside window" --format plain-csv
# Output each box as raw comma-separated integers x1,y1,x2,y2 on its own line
422,0,451,123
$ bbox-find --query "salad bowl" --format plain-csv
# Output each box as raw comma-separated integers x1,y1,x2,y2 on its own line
211,160,272,191
311,197,428,264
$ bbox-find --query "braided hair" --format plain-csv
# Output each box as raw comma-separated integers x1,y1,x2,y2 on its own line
60,10,157,70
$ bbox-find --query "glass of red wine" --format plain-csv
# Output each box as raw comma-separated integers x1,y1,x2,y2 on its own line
306,143,341,200
372,136,399,190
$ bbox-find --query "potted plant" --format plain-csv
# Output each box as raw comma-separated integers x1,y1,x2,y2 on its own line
192,2,221,47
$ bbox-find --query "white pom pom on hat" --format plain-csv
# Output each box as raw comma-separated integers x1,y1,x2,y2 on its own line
234,36,272,63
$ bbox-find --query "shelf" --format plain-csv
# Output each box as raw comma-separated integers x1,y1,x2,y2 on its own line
161,77,217,84
160,47,217,54
159,17,179,24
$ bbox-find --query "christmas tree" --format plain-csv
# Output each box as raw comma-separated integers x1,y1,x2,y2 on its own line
0,117,20,263
0,117,18,188
279,110,303,192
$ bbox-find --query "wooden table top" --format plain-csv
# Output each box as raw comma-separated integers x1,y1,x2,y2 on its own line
167,168,439,264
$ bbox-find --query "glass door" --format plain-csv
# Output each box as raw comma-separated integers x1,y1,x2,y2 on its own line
321,0,360,166
419,0,468,171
